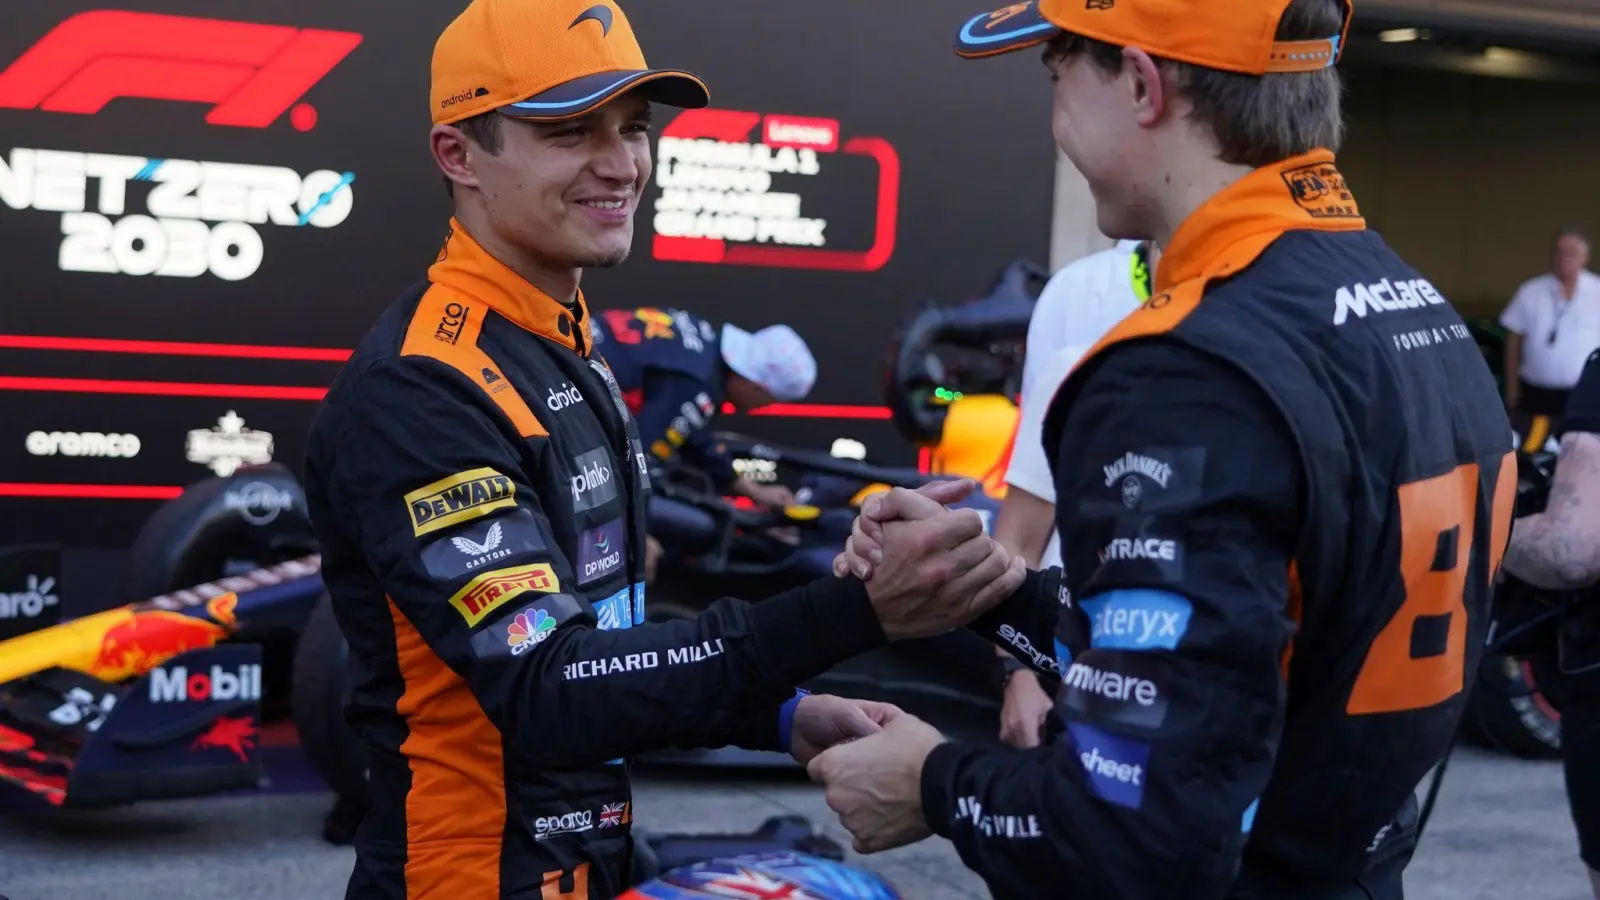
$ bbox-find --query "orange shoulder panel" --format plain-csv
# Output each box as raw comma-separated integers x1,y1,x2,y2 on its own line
401,286,547,438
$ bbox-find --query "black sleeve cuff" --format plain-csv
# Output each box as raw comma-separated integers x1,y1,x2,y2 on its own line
722,699,787,752
920,739,979,838
747,575,887,685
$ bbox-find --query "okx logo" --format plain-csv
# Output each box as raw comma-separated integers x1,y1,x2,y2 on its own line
0,11,363,131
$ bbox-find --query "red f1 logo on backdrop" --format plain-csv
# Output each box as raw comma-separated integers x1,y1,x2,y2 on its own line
0,10,363,131
650,108,901,272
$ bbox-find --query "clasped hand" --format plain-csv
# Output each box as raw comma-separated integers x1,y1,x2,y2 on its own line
799,479,1023,854
834,479,1025,641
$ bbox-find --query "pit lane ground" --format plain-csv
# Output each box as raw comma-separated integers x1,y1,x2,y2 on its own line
0,746,1589,900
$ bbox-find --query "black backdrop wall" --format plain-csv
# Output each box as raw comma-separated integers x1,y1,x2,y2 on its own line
0,0,1056,548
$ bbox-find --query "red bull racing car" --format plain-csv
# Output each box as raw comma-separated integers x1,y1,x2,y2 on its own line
0,463,332,811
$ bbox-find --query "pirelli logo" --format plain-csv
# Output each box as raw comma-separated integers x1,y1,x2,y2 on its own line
406,468,516,537
448,562,560,626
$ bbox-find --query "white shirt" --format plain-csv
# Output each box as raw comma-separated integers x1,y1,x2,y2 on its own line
1499,270,1600,389
1005,241,1147,568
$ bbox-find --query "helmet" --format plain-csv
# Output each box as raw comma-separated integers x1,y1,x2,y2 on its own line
620,852,902,899
882,258,1046,445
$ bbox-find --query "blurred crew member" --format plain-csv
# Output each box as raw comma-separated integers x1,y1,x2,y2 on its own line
822,0,1516,897
992,239,1156,750
1502,349,1600,900
299,1,1023,896
1501,230,1600,445
591,306,816,508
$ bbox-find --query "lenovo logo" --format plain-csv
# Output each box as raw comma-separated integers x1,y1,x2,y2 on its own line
0,10,363,131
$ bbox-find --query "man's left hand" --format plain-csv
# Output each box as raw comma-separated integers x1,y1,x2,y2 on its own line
807,714,948,853
790,694,905,765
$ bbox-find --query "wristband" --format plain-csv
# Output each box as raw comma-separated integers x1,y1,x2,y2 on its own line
777,688,810,750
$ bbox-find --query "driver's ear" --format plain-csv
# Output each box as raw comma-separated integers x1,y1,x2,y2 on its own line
1123,47,1165,127
431,124,479,192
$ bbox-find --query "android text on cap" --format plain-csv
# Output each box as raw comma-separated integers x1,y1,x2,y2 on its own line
431,0,709,127
952,0,1352,76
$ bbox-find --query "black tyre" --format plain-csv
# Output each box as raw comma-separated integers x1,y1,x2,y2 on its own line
121,463,314,603
1463,654,1562,760
291,591,371,807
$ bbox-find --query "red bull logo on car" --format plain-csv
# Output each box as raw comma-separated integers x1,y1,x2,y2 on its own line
88,611,229,683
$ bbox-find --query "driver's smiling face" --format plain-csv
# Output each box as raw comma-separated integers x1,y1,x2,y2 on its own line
476,95,655,271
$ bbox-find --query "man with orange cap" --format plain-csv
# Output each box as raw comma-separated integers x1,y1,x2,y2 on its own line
819,0,1515,897
300,1,1025,897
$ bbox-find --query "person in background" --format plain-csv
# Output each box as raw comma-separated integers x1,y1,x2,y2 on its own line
991,239,1156,749
1501,348,1600,900
1501,229,1600,449
592,305,812,509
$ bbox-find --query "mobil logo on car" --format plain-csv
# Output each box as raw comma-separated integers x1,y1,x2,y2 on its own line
148,663,262,703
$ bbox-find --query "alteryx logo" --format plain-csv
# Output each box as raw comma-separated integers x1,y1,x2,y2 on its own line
1080,590,1192,651
0,11,363,131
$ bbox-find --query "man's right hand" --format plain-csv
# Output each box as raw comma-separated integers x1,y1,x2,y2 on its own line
999,670,1054,749
844,482,1025,641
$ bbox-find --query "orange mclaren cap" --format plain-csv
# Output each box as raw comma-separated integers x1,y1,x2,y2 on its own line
953,0,1352,75
431,0,709,126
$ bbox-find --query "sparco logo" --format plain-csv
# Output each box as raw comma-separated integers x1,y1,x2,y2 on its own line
997,624,1060,675
26,430,140,458
1102,453,1170,489
224,482,296,525
535,809,594,838
547,383,584,412
435,302,468,344
1,575,58,619
1332,277,1446,326
149,664,262,703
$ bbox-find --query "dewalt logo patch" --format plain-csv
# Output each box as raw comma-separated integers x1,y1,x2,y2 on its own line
447,562,560,626
406,467,516,537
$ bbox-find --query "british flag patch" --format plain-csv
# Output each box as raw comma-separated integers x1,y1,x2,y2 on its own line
600,802,630,827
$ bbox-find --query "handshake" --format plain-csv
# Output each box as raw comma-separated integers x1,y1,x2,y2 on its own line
833,477,1025,642
785,478,1027,853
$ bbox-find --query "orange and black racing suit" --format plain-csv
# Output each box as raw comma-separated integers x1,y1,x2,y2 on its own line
929,151,1517,899
302,220,886,899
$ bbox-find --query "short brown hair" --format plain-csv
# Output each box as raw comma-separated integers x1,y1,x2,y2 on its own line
1045,0,1346,168
442,111,505,197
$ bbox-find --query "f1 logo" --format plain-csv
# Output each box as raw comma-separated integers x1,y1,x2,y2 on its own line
0,10,363,131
